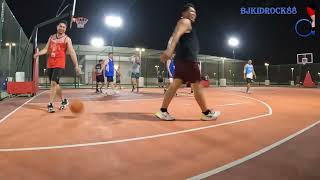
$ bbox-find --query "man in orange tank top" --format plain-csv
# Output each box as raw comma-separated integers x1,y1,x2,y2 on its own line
34,20,80,113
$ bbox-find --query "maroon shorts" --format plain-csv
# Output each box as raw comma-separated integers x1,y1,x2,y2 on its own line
174,60,201,83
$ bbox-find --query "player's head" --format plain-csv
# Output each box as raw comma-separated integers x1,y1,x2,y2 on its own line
181,3,197,22
99,59,104,64
248,60,252,64
108,52,113,59
57,20,68,35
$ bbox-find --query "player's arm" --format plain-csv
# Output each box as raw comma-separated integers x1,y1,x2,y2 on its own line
161,19,192,62
136,56,141,65
243,65,247,79
166,59,172,77
66,37,80,75
34,37,50,58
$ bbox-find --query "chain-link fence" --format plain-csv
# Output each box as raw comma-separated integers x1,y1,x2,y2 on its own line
0,0,33,99
35,43,320,89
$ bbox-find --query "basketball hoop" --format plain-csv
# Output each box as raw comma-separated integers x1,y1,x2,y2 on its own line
72,17,88,28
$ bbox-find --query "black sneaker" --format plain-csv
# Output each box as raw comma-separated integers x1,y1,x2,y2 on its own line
47,103,55,113
59,99,69,110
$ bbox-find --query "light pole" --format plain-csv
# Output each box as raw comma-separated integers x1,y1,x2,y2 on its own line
136,48,145,86
290,68,295,86
219,57,227,87
5,42,16,77
105,15,123,53
265,63,270,86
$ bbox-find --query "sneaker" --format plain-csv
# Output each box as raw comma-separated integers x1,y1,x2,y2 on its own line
155,111,175,121
47,103,55,113
59,99,69,110
95,89,99,93
201,110,221,121
131,87,135,92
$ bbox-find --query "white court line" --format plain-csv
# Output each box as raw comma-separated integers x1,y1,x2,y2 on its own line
0,91,47,125
187,119,320,180
0,95,272,152
216,102,249,107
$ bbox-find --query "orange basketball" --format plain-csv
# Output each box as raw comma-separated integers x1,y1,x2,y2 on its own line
69,100,84,114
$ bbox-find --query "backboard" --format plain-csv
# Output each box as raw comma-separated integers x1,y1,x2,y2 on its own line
297,53,313,65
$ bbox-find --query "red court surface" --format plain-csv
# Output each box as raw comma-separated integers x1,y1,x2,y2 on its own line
0,87,319,180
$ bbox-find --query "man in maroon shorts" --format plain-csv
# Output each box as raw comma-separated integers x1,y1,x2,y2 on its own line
155,3,221,121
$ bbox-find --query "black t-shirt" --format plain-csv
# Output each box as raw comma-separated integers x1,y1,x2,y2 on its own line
95,64,103,76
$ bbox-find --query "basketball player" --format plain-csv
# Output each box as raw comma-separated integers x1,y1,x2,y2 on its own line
164,57,175,93
102,52,116,95
93,59,104,93
243,60,256,94
34,20,80,113
155,3,221,121
115,66,122,90
131,54,141,93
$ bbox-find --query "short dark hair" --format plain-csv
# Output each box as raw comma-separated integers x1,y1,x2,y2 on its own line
181,3,195,13
108,52,113,55
58,20,68,27
99,59,104,63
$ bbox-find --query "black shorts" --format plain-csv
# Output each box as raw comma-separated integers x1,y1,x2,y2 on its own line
106,76,114,82
158,78,164,83
246,78,253,84
174,60,201,84
47,68,63,84
96,75,104,83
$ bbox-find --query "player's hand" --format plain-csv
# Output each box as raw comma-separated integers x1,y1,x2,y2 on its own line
160,49,172,63
75,67,80,76
254,75,257,79
33,52,40,59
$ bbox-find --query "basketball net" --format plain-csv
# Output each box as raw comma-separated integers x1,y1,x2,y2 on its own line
72,17,88,28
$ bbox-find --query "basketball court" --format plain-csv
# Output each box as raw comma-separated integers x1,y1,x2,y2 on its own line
0,87,320,179
1,0,320,180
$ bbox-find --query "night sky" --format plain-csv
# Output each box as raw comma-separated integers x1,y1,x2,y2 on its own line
6,0,320,65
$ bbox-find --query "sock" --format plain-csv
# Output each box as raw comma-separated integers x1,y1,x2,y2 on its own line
160,108,168,113
203,110,211,115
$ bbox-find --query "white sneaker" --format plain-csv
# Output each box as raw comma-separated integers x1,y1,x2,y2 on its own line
155,111,175,121
201,111,221,121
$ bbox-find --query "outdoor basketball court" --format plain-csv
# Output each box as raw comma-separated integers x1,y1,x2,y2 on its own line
1,87,320,179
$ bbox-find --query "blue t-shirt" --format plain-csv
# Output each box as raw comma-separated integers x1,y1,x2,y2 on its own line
105,58,114,77
244,64,254,78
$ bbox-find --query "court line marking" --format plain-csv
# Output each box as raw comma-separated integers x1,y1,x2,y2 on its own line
0,95,272,152
0,91,47,125
187,119,320,180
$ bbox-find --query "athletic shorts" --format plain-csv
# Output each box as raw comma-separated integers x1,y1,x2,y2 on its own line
106,76,114,82
47,68,63,84
96,75,104,83
131,72,140,79
246,78,253,83
174,60,201,83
